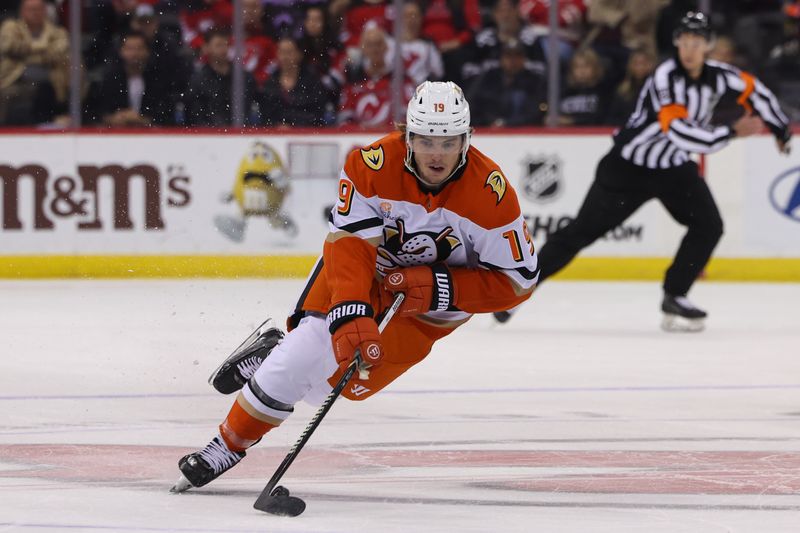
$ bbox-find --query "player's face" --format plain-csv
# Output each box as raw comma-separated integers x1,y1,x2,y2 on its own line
411,134,463,186
676,33,710,76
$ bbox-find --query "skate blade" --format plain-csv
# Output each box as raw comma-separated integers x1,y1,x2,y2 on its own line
170,474,194,493
661,314,705,333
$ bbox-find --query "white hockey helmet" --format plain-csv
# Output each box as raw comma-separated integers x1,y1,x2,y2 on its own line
404,81,472,182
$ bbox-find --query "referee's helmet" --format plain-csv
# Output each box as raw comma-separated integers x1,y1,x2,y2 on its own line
673,11,714,42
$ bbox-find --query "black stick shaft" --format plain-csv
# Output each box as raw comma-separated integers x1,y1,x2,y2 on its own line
254,293,405,505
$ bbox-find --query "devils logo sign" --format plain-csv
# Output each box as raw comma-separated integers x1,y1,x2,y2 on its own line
376,219,462,272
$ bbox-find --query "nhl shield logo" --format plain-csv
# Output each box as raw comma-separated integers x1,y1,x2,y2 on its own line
521,154,562,203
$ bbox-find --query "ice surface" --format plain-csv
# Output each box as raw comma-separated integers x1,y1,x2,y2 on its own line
1,279,799,532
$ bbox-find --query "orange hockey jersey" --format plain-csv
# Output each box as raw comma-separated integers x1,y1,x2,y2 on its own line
289,131,539,329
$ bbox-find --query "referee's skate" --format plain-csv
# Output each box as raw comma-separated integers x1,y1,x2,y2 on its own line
661,293,707,332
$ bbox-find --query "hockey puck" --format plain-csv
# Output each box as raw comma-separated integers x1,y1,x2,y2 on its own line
253,485,307,517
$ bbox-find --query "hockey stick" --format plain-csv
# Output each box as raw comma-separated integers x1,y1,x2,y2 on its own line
253,292,405,516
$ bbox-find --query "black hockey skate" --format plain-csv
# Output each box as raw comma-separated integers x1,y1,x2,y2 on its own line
209,318,284,394
661,293,707,332
170,435,245,493
493,302,525,324
493,311,512,324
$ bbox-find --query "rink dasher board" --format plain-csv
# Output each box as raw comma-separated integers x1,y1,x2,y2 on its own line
0,131,798,280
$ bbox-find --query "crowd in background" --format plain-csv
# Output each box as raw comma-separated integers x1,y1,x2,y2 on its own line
0,0,798,129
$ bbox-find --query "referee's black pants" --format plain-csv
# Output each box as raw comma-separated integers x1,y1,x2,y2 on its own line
537,151,723,296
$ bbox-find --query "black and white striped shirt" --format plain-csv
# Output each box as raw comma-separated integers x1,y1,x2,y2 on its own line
612,58,791,169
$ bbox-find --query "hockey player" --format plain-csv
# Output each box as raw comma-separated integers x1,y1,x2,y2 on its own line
173,81,539,491
494,11,792,332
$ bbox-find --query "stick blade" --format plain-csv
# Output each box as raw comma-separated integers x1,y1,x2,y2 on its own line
253,486,306,516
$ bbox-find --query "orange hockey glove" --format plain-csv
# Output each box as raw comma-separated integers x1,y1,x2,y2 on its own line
327,301,383,371
382,264,454,317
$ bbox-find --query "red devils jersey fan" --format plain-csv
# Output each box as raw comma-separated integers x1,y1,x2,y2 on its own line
495,11,792,333
172,81,539,492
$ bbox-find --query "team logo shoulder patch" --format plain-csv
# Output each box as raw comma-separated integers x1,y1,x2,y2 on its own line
361,145,385,171
484,170,507,204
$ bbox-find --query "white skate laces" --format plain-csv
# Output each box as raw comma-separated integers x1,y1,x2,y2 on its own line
673,295,699,310
236,356,262,381
198,436,242,474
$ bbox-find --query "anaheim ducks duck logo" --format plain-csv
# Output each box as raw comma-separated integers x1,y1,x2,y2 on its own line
361,145,384,171
376,219,462,271
484,170,507,204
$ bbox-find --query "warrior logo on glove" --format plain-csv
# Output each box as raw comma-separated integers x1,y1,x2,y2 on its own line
365,343,382,361
387,272,404,286
377,219,462,272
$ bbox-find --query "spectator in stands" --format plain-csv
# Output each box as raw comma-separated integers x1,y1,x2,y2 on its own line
397,1,444,85
420,0,482,85
558,47,611,126
180,0,233,52
518,0,587,65
298,6,343,117
85,0,149,70
298,5,342,78
242,0,276,88
604,48,655,126
131,5,178,62
262,37,328,127
761,1,800,121
184,28,259,127
262,0,326,39
462,0,542,83
728,0,786,71
767,1,800,71
584,0,668,56
467,39,546,127
0,0,69,125
130,4,191,113
327,0,349,40
412,0,481,85
338,24,414,128
331,0,393,50
582,0,667,85
86,30,173,127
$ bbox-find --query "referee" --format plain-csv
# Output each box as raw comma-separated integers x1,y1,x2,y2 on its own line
497,12,792,331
